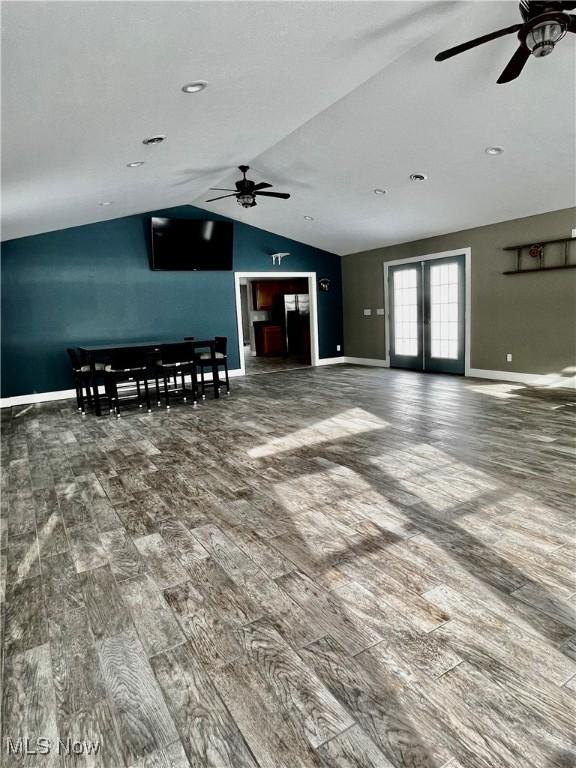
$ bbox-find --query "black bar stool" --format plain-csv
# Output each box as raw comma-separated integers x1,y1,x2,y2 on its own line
185,337,229,399
67,348,95,415
155,342,198,409
104,348,154,417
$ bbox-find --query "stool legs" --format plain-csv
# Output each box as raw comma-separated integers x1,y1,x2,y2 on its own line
224,361,230,395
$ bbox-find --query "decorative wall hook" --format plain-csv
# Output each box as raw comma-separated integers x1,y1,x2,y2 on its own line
319,277,331,292
271,252,289,266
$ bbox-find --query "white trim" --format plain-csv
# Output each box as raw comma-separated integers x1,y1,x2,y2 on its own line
4,363,574,408
383,247,472,376
344,356,389,367
468,368,576,389
2,388,79,408
0,369,244,408
315,356,346,366
233,271,320,374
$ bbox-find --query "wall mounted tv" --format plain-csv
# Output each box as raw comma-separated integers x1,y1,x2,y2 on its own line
150,217,233,270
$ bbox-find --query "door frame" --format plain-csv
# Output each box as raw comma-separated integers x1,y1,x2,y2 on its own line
233,271,319,375
383,247,471,376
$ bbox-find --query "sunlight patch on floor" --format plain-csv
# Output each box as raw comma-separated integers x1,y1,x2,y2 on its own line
370,443,499,512
272,462,418,540
466,383,525,399
248,407,389,458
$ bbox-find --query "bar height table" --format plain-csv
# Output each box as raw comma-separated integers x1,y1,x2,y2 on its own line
78,339,219,416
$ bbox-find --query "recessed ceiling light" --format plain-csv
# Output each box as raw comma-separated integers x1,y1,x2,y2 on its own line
181,81,208,93
99,201,114,207
373,188,387,195
485,146,504,156
142,135,166,145
126,161,145,168
304,215,314,221
410,173,428,182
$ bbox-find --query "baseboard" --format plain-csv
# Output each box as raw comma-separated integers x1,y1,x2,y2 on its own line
4,362,573,408
0,369,244,408
316,356,346,366
467,367,576,389
343,356,390,367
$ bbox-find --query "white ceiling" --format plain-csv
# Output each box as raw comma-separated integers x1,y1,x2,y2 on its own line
2,1,575,253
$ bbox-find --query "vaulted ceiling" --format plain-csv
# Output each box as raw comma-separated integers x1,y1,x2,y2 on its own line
2,1,575,253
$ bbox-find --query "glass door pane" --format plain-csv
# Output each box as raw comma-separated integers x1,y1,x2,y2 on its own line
429,262,459,360
393,269,419,355
389,265,423,370
423,255,465,374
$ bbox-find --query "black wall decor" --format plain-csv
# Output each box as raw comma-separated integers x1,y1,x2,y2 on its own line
503,236,576,275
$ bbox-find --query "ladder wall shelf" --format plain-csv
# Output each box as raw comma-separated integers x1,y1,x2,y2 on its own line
503,237,576,275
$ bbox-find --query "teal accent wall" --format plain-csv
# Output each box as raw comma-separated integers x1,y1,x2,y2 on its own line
1,206,343,398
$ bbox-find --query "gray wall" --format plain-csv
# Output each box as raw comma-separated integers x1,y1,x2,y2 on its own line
342,207,576,375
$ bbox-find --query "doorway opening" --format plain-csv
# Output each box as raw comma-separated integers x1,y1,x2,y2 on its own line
235,273,319,376
384,248,471,375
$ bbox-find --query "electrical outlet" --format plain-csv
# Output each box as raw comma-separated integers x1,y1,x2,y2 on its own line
376,308,385,316
572,228,576,238
506,353,512,362
363,308,372,316
336,344,341,352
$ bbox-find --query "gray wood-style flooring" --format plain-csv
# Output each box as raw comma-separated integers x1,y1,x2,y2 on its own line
1,365,575,767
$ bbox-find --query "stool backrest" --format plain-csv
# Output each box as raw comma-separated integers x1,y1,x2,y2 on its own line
214,336,227,356
189,339,215,358
159,342,196,365
67,348,82,370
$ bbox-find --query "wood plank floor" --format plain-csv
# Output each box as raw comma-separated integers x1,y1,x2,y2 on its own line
1,365,575,767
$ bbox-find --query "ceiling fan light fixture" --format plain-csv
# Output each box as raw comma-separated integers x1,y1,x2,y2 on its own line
525,21,565,57
237,193,254,208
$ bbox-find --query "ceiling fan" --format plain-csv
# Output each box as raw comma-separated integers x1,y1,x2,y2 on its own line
205,165,291,208
435,1,576,83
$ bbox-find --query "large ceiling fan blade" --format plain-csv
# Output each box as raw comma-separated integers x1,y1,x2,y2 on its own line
205,193,238,202
209,188,237,192
497,44,530,83
568,14,576,33
435,23,522,61
253,191,290,199
252,182,273,191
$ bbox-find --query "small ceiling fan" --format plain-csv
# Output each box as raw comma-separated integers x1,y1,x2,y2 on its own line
205,165,291,208
435,1,576,83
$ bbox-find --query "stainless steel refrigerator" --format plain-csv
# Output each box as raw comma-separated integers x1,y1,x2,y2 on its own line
284,294,310,359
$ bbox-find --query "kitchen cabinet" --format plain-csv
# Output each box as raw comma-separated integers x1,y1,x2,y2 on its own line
252,279,308,310
254,323,284,355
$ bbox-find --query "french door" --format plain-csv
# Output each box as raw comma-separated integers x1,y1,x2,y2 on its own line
389,254,465,374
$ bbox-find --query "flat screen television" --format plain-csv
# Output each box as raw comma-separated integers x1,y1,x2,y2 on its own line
150,217,233,270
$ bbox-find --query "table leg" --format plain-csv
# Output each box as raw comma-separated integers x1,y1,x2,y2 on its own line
212,361,220,399
91,354,102,416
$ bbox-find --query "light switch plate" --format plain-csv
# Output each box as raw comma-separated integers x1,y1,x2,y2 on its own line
376,308,385,316
363,309,372,316
336,344,341,352
506,353,512,362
